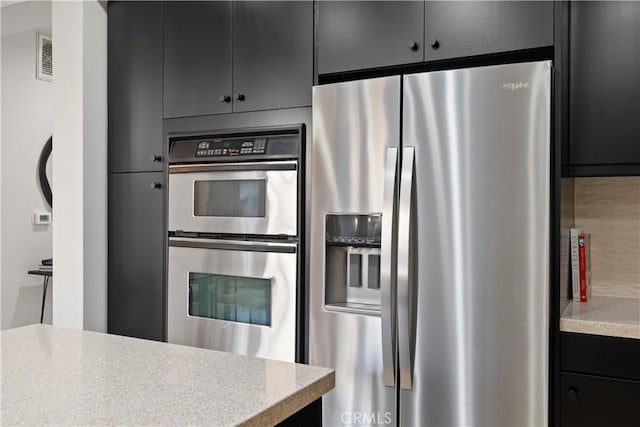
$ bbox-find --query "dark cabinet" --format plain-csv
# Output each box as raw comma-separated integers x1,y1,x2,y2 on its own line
108,1,163,173
108,2,166,342
569,2,640,172
232,1,312,112
108,172,165,342
163,1,312,117
561,373,640,427
560,332,640,426
316,1,553,75
316,1,424,74
561,332,640,380
163,1,232,118
424,1,553,61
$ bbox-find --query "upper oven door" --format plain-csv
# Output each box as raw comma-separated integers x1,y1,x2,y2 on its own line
169,161,298,236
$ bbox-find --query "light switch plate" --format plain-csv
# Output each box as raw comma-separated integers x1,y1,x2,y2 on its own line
32,210,51,225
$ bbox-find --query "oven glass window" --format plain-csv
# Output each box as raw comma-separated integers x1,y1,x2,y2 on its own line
188,273,271,326
193,180,266,217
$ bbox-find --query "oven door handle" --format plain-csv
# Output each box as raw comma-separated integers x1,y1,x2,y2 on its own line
169,237,297,254
169,161,297,174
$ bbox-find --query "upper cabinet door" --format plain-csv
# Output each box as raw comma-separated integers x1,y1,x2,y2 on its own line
163,1,232,118
569,2,640,167
108,1,163,173
232,1,313,112
425,1,553,61
316,1,424,75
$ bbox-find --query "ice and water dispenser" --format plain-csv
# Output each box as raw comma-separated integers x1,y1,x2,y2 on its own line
325,214,382,314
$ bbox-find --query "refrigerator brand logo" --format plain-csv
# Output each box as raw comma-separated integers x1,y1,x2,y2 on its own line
502,81,530,91
341,412,392,425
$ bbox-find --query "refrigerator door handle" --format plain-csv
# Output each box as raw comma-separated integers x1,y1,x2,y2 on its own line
398,146,415,390
381,146,398,388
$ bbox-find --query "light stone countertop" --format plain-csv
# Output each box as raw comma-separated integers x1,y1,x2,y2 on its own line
1,325,334,426
560,295,640,339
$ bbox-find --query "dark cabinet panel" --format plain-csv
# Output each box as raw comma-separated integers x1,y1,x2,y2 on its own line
561,332,640,381
569,2,640,167
163,1,232,118
561,373,640,427
425,1,553,61
316,1,424,74
233,1,312,112
108,172,165,342
108,1,163,173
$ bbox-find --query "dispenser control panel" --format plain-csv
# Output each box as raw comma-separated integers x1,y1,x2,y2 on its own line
325,214,382,247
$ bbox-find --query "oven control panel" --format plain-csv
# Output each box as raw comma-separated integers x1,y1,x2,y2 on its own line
169,126,302,164
195,138,268,157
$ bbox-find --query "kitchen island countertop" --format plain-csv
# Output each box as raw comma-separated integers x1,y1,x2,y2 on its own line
1,325,334,426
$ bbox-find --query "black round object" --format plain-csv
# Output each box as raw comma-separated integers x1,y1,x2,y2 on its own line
235,93,245,101
567,388,578,401
38,136,52,208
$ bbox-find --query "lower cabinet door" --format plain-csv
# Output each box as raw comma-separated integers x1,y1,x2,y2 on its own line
561,372,640,427
108,172,165,341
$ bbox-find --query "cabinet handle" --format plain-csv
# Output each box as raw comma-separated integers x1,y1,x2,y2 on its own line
567,388,578,401
428,38,440,49
219,95,231,103
150,155,162,162
235,93,245,102
150,182,162,190
408,40,419,51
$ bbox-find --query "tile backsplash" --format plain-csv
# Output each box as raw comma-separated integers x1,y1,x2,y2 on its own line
574,177,640,299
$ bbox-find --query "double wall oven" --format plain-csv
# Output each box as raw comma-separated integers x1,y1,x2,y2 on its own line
167,125,304,363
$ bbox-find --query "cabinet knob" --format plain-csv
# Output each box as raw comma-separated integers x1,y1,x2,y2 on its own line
219,95,231,103
428,38,440,49
150,155,162,162
408,40,419,51
567,388,578,401
235,93,245,102
150,182,162,190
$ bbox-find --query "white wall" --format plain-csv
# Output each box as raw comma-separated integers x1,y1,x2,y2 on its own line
81,0,107,332
1,0,53,329
51,0,107,331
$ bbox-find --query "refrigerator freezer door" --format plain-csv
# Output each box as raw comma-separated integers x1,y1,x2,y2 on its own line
310,76,400,426
401,61,551,426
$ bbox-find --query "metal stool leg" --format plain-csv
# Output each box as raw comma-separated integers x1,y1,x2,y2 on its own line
40,276,49,324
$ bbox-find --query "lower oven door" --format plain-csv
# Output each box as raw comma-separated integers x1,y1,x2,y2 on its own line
168,237,297,362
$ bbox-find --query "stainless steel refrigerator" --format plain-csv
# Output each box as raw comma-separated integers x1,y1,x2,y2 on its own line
309,61,550,426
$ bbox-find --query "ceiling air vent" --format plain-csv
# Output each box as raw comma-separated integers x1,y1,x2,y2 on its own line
36,33,52,82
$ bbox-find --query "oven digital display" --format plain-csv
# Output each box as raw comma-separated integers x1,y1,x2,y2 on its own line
195,138,267,157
